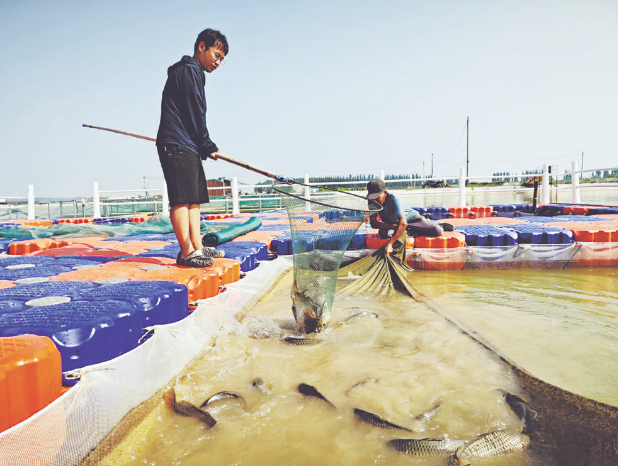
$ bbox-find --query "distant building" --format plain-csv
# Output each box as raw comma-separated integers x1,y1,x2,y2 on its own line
207,178,231,197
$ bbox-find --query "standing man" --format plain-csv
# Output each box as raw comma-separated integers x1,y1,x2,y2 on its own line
366,178,453,255
157,29,228,267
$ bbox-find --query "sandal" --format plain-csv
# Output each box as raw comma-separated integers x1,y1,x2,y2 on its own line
176,250,214,267
202,247,225,258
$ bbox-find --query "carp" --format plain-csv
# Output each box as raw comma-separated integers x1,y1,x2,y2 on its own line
163,388,216,428
389,438,468,457
450,429,530,465
297,383,336,408
353,408,411,432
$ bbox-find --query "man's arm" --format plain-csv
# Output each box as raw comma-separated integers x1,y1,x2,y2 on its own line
369,215,398,231
176,66,219,158
386,215,407,255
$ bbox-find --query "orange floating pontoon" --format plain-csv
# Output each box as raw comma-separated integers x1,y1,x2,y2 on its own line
0,335,63,432
9,238,70,255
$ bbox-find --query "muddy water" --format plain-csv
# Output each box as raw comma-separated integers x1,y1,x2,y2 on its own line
410,267,618,407
131,272,537,466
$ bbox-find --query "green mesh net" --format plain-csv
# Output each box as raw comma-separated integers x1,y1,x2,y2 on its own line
273,184,381,333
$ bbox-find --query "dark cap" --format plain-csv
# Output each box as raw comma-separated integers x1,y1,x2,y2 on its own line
366,178,386,200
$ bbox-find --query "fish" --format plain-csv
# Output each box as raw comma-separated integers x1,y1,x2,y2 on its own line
499,390,538,433
344,377,379,394
297,383,336,408
291,277,330,334
450,429,530,465
389,438,468,457
353,408,412,432
344,311,379,323
283,336,314,345
251,377,271,394
163,388,217,428
412,404,441,424
200,391,246,410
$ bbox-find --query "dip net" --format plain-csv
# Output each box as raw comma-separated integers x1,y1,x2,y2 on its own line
273,184,381,333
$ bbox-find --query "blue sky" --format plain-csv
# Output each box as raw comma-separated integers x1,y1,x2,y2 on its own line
1,0,617,198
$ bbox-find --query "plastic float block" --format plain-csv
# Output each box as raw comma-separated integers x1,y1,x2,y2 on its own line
563,205,600,215
226,241,269,261
480,217,529,225
61,236,109,246
0,256,56,266
503,225,574,244
232,230,286,245
50,263,139,282
269,233,293,255
0,281,98,302
0,281,15,290
101,233,176,243
80,281,189,327
537,205,567,216
56,218,93,224
365,234,415,250
324,210,366,222
549,222,618,243
0,300,140,374
52,257,103,269
454,226,518,246
32,245,94,257
413,232,466,249
23,220,54,227
212,245,255,272
448,206,493,219
130,217,147,223
9,239,70,255
210,258,241,284
0,335,63,432
0,264,73,281
0,240,11,254
488,204,518,214
348,232,367,249
438,218,483,227
420,207,450,220
129,267,220,302
588,208,618,215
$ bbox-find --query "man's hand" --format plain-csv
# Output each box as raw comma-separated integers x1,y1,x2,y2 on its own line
209,151,220,161
385,242,393,256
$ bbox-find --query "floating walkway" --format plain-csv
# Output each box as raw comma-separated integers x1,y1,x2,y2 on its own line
0,203,617,460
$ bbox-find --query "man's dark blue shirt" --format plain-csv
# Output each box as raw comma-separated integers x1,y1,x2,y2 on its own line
157,55,218,158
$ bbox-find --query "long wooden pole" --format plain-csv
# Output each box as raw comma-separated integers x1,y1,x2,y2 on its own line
82,124,289,182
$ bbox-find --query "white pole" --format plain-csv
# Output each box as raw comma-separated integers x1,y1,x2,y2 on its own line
27,185,35,220
541,164,550,204
571,160,581,204
231,177,240,214
93,182,101,219
458,167,466,207
304,173,311,212
162,179,169,216
379,170,385,181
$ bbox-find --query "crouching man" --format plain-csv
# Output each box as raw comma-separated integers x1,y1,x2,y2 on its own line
366,178,453,255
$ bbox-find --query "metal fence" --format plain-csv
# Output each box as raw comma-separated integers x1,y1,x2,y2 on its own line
2,161,616,220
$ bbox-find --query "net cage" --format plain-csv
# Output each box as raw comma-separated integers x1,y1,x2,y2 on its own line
273,183,381,333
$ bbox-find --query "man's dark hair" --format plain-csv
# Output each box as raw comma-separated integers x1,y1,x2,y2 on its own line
194,28,229,55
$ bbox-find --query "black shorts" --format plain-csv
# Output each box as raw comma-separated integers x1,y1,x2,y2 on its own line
158,144,210,206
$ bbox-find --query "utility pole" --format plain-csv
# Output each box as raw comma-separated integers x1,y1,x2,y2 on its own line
466,116,469,178
431,153,434,178
581,152,584,179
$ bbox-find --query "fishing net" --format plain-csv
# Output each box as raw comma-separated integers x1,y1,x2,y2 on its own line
338,234,421,299
273,184,381,333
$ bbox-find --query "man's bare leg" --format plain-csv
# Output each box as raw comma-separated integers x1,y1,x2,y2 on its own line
170,204,194,258
188,204,203,252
